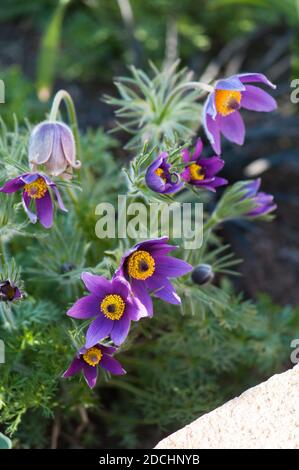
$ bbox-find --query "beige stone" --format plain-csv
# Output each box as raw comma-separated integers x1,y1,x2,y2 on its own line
155,364,299,449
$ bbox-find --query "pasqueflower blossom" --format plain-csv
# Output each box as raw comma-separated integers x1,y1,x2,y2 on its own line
243,178,277,217
116,237,192,317
0,280,22,302
29,121,81,179
67,272,147,348
181,139,227,191
145,152,183,194
0,173,67,229
202,73,277,154
63,344,125,389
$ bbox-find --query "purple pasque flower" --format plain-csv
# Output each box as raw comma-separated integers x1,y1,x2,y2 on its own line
181,138,227,192
29,121,81,180
0,280,22,302
243,178,277,217
63,344,126,389
0,173,67,229
67,272,147,348
203,73,277,154
145,152,183,194
116,237,192,317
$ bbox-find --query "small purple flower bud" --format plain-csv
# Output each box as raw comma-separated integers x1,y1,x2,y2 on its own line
0,280,22,302
29,121,81,179
191,264,214,285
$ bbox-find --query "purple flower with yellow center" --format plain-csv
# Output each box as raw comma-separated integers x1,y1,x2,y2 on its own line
243,178,277,218
63,344,126,389
29,121,81,180
67,272,147,348
0,280,22,302
203,73,277,154
0,173,67,229
145,152,183,194
116,237,192,317
181,138,227,192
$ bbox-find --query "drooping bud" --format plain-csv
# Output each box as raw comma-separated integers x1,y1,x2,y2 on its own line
0,280,22,302
29,121,81,179
191,264,214,285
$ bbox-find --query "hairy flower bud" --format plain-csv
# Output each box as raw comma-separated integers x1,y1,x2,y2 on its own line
191,264,214,285
0,280,22,302
29,121,81,179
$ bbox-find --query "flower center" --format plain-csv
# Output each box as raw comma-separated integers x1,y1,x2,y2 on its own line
215,89,241,116
24,177,47,199
155,167,166,182
127,250,155,280
100,294,125,320
189,163,205,181
82,347,102,367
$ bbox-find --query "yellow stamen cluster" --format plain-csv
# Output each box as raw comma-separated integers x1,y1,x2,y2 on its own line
189,163,205,181
127,250,155,280
155,167,166,182
215,89,241,116
100,294,125,320
82,347,102,366
24,177,48,199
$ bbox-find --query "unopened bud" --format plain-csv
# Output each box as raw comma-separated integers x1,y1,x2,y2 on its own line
191,264,214,285
29,121,81,180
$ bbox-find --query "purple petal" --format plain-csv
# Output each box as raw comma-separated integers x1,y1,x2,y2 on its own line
148,243,177,256
134,237,169,252
215,76,245,91
50,183,68,212
22,192,37,224
192,139,203,159
241,85,277,112
130,279,153,317
83,363,98,389
20,173,39,184
35,190,54,229
81,272,111,297
200,157,224,177
204,112,221,155
59,122,78,168
110,314,131,346
126,297,148,321
29,122,54,165
85,315,113,348
245,178,261,197
111,276,130,299
237,73,276,89
0,177,24,193
146,276,181,304
63,357,83,378
67,294,99,319
100,354,126,375
99,345,117,355
182,148,191,163
154,256,192,278
219,111,245,146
